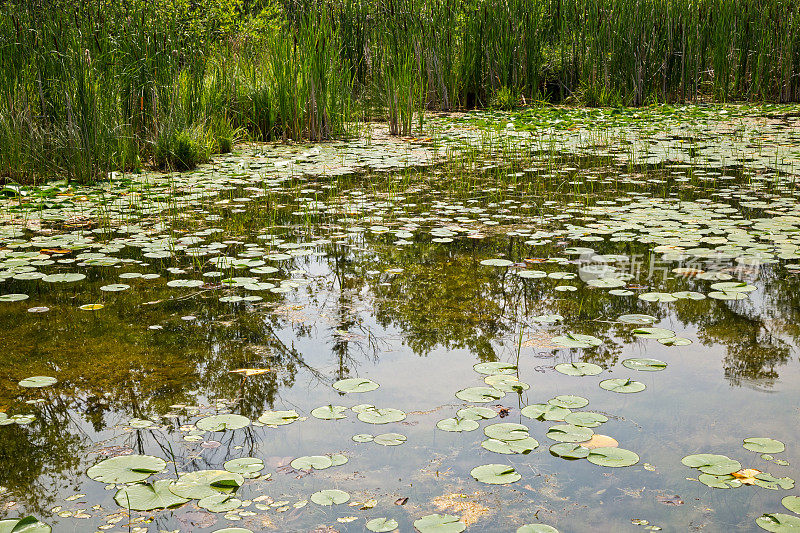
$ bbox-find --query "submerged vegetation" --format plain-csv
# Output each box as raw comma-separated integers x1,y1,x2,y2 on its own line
2,0,800,182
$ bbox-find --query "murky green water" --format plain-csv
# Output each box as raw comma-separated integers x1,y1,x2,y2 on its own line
2,105,800,532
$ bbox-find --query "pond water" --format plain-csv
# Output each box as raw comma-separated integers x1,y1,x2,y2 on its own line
2,105,800,532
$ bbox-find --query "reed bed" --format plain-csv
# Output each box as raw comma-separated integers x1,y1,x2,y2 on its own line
2,0,799,183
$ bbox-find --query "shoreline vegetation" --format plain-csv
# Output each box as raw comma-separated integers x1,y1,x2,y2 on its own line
2,0,800,183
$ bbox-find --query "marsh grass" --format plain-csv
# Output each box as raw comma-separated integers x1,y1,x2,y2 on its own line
2,0,800,183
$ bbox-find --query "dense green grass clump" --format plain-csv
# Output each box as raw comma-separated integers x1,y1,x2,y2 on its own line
2,0,800,183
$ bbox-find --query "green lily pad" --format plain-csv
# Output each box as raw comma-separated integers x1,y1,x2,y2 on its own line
169,470,244,499
754,473,795,490
622,358,667,371
457,407,497,421
437,417,480,432
554,362,603,376
0,294,29,302
681,454,742,475
367,517,400,532
100,283,130,292
709,291,748,300
586,447,639,467
290,456,333,471
357,407,406,424
352,433,374,443
744,437,785,454
618,314,657,325
552,333,602,348
521,403,571,421
114,480,190,511
223,458,264,477
455,386,505,403
757,513,800,532
546,424,594,443
698,473,742,489
473,362,517,375
632,327,676,340
549,442,590,459
211,529,253,533
599,378,646,393
659,336,693,346
311,405,348,420
198,493,242,512
0,517,51,533
310,489,350,506
42,273,85,283
481,437,539,454
710,281,756,293
87,454,166,484
413,513,466,533
470,463,521,484
484,374,529,392
517,525,559,533
563,412,608,427
480,258,513,267
638,292,678,303
484,423,530,442
17,376,57,388
332,378,379,393
548,395,589,409
374,433,407,446
782,496,800,514
196,414,250,432
257,410,299,426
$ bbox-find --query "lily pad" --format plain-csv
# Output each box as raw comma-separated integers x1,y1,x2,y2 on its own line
114,480,190,511
473,362,518,375
310,489,350,506
223,458,264,477
0,517,51,533
599,378,646,393
586,447,639,467
18,376,57,388
332,378,380,393
481,437,539,454
196,414,250,432
470,463,521,484
564,412,608,428
257,410,299,426
549,395,589,409
0,294,29,302
169,470,244,499
618,314,656,325
311,405,348,420
290,456,333,471
484,423,530,442
554,362,603,376
698,473,742,489
549,442,590,459
87,455,166,484
42,273,85,283
457,407,497,421
782,496,800,514
552,333,602,348
517,525,559,533
521,403,571,421
374,433,407,446
198,493,242,513
757,513,800,532
455,386,505,403
357,407,406,424
681,454,742,475
621,358,667,371
744,438,785,454
546,424,594,443
437,418,480,432
367,517,400,532
480,258,513,267
633,327,676,340
484,374,529,392
413,513,466,533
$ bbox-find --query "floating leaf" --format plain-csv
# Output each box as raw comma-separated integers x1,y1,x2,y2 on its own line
681,454,742,475
257,410,299,426
554,362,602,376
473,362,517,375
413,513,466,533
198,493,242,512
169,470,244,499
564,412,608,428
638,292,677,303
457,407,497,421
332,378,380,393
480,258,513,267
18,376,57,388
357,407,406,424
484,374,529,392
311,405,348,420
224,458,264,477
310,489,350,506
367,517,400,532
42,273,85,283
698,473,742,489
586,447,639,467
521,404,570,422
599,378,646,393
437,418,480,432
114,480,189,511
374,433,407,446
546,424,593,443
0,294,29,302
481,437,539,455
552,333,602,348
622,358,667,371
548,395,589,409
87,455,166,484
782,496,800,514
549,443,590,459
470,464,521,484
756,513,800,532
618,314,656,325
484,423,530,442
352,433,374,443
196,414,250,432
0,517,51,533
100,283,130,292
632,328,676,340
517,525,559,533
455,387,505,403
744,438,785,454
290,456,333,471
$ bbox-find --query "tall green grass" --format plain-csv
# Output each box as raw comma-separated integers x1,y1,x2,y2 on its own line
2,0,800,183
